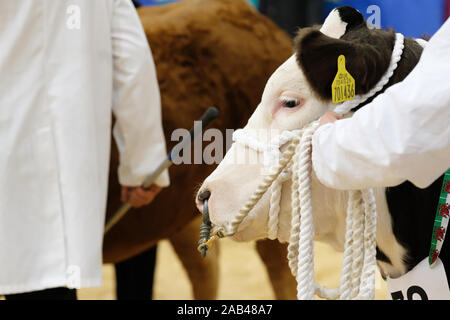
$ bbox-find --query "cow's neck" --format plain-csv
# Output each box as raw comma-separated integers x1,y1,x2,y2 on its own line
306,174,409,278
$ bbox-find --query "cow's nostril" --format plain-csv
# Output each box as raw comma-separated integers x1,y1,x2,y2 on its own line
197,189,211,201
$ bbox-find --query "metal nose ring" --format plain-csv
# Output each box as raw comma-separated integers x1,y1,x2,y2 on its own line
198,189,211,202
198,197,211,258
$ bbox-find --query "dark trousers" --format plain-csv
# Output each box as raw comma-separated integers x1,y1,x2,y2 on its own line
114,245,158,300
4,245,158,300
4,287,77,300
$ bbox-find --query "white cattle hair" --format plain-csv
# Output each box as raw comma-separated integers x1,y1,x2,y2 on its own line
320,8,348,39
221,33,408,300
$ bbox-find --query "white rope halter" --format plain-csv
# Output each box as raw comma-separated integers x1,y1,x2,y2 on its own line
220,33,410,300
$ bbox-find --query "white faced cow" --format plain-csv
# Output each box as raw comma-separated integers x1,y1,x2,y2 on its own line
196,6,449,285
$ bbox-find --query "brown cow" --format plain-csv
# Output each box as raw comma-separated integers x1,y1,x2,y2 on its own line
103,0,297,299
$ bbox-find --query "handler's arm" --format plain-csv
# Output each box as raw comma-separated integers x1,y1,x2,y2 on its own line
111,0,170,188
312,18,450,190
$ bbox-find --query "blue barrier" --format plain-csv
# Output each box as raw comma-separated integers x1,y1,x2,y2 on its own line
138,0,182,6
324,0,445,38
138,0,259,7
248,0,260,8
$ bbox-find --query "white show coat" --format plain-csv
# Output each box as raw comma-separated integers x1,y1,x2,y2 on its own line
312,18,450,191
0,0,169,294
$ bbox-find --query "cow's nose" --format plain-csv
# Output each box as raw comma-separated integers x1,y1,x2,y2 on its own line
196,189,211,212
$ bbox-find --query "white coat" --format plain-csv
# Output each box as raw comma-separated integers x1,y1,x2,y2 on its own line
0,0,170,294
312,18,450,191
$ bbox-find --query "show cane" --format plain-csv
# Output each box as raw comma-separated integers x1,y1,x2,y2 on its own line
104,106,220,234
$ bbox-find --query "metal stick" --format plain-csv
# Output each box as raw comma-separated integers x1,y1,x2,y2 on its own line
104,106,220,234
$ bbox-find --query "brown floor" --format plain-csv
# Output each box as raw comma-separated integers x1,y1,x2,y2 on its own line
78,239,387,300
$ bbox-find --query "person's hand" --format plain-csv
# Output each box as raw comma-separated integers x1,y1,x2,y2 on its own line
121,184,163,208
319,111,342,127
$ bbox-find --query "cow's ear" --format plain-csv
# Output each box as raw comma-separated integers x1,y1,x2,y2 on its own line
321,6,367,38
294,28,392,101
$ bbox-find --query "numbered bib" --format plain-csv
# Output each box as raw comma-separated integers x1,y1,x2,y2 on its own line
387,257,450,300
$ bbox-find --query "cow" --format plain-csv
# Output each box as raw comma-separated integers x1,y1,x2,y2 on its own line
196,5,449,297
103,0,297,299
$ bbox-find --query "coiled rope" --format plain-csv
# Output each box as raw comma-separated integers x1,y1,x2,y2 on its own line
218,33,407,300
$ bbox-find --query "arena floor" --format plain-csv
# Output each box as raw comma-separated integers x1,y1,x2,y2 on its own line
78,239,388,300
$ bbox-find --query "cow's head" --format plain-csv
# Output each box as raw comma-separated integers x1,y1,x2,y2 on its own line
196,7,423,243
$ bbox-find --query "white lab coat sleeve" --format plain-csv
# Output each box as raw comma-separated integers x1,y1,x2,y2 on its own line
111,0,170,187
312,18,450,190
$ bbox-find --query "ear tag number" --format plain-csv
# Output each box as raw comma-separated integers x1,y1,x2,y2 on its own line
332,55,356,104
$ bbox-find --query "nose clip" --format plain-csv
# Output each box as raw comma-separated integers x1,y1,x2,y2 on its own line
198,198,212,258
198,189,211,202
197,191,224,258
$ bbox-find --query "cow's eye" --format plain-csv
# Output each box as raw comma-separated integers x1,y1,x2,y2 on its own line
281,98,300,108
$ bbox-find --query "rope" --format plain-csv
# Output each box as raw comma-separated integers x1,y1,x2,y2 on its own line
219,33,407,300
295,122,319,299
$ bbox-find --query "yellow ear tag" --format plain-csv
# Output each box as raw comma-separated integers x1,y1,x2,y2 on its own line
332,55,356,104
